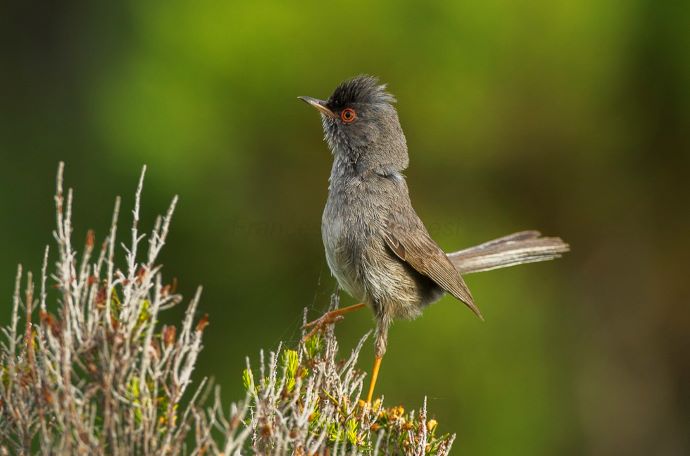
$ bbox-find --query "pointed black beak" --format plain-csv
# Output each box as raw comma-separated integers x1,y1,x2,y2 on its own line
298,96,336,118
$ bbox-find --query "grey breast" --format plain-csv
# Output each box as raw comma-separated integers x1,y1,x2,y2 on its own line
322,168,441,319
321,173,371,302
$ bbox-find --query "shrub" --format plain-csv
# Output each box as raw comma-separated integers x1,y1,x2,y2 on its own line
0,164,454,455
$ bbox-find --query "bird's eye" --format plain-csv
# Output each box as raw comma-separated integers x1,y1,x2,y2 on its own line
340,108,357,123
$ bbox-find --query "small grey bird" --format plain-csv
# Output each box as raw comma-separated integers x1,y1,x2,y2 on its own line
299,75,569,402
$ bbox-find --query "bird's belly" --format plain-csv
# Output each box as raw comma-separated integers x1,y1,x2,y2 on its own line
322,205,444,320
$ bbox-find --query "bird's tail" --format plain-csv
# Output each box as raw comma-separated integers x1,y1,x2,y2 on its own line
447,230,569,275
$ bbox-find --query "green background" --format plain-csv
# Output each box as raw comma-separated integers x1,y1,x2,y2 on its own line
1,1,688,454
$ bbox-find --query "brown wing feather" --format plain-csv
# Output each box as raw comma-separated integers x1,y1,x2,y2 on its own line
383,221,484,320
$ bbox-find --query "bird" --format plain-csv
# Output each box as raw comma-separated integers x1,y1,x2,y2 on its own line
298,75,569,403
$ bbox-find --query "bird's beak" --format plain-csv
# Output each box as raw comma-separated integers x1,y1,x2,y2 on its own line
298,96,336,118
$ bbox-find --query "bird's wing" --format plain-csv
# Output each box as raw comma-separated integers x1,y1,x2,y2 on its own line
383,220,483,320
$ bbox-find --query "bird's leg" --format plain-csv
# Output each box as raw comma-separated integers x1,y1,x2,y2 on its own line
302,302,366,340
366,356,383,403
366,317,390,403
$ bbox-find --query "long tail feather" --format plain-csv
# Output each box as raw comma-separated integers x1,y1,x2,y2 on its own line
447,231,569,275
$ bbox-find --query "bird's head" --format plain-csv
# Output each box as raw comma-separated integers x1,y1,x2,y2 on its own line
299,75,408,173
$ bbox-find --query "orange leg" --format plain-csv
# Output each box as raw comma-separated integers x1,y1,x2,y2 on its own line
302,302,366,341
366,356,383,403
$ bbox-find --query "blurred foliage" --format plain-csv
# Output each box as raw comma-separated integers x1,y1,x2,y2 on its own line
1,0,688,454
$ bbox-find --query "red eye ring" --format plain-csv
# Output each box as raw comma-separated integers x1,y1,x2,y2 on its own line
341,108,357,123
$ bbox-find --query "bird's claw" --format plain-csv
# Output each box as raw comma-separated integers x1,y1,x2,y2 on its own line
302,312,345,341
303,313,344,329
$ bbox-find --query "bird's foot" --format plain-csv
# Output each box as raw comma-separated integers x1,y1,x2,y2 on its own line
302,311,345,341
301,302,366,341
